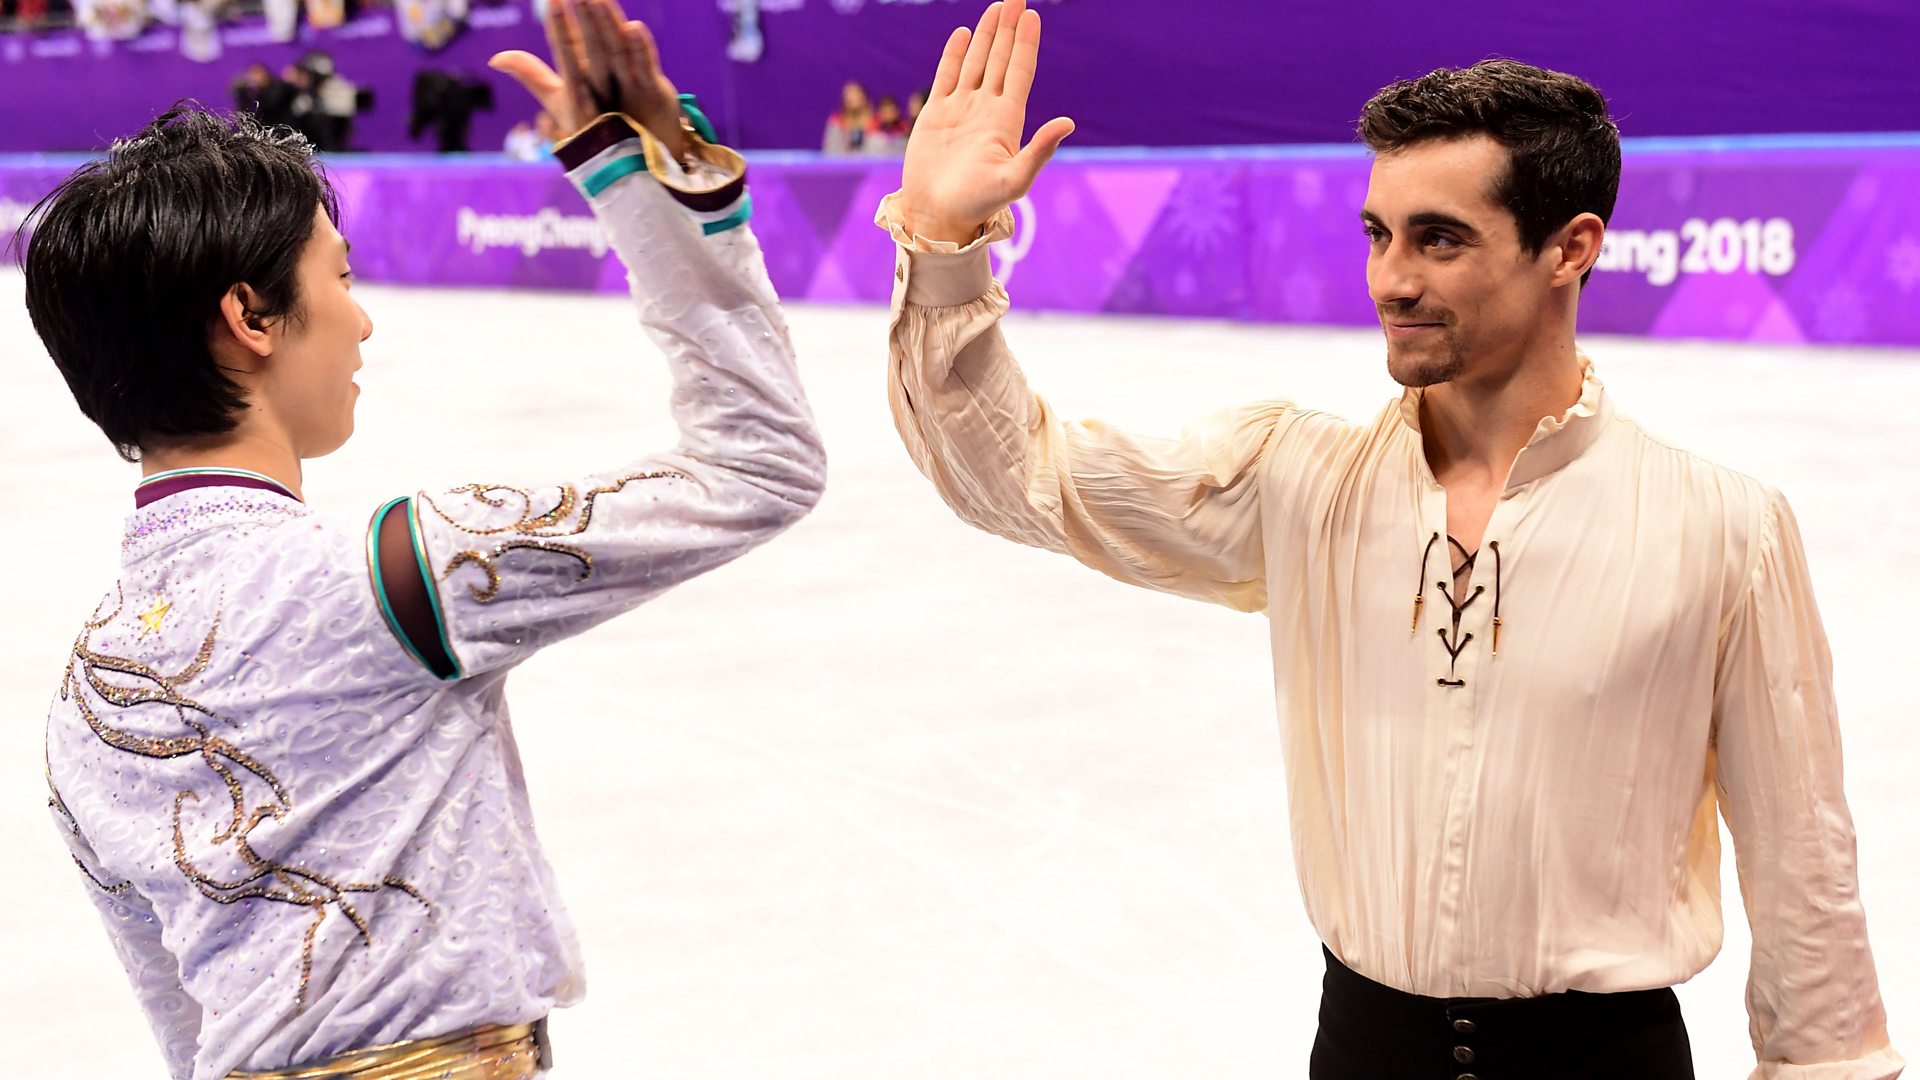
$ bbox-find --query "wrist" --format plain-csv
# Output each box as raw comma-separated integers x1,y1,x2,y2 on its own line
899,204,985,247
640,112,690,162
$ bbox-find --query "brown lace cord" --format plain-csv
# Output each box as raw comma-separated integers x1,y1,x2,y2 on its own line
1414,532,1507,684
1412,532,1440,632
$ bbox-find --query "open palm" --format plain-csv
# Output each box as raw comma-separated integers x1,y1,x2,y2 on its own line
899,0,1075,245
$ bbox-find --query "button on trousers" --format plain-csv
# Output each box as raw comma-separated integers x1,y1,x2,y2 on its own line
1309,946,1695,1080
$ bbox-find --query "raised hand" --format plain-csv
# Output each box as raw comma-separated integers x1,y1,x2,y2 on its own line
898,0,1074,245
489,0,688,160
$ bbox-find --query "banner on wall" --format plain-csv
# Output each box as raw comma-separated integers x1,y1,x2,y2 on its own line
6,141,1919,347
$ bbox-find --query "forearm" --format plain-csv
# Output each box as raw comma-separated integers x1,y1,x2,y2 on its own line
878,192,1275,610
560,113,824,507
882,199,1063,551
1716,492,1902,1078
371,115,824,681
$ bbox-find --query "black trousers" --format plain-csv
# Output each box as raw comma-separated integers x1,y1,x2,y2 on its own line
1309,947,1695,1080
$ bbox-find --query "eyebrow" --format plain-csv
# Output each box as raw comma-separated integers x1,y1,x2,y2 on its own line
1360,209,1480,235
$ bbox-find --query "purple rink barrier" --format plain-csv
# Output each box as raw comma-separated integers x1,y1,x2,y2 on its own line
6,135,1920,347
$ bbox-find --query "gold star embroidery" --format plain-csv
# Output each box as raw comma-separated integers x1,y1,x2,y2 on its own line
137,598,172,640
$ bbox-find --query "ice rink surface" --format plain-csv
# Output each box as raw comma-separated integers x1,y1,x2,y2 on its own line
2,266,1914,1078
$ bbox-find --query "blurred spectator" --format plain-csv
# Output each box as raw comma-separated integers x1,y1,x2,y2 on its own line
8,0,62,30
409,68,494,152
305,50,368,151
73,0,146,40
263,0,299,41
907,86,929,132
821,79,874,156
281,63,322,144
871,93,909,153
396,0,469,49
232,62,299,130
304,0,344,30
502,110,559,161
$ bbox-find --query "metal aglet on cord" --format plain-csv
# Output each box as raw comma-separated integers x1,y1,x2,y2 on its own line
1412,532,1439,632
1489,540,1504,655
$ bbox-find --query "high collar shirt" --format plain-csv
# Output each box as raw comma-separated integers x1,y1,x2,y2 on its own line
875,193,1900,1080
43,124,823,1080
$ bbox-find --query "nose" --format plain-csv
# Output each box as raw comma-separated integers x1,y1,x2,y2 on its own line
1367,236,1422,311
358,302,374,342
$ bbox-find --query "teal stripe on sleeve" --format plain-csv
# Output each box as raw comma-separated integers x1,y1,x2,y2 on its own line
581,153,647,198
678,93,718,144
701,193,753,236
367,497,435,675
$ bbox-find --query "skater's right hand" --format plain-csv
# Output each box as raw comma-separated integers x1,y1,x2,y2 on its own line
489,0,689,160
897,0,1075,246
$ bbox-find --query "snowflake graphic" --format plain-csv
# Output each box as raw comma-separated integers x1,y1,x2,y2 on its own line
1886,234,1920,294
1164,179,1240,257
1815,283,1868,342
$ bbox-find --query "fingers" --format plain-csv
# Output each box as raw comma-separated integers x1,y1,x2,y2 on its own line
614,18,646,103
579,0,622,111
984,0,1022,94
1012,115,1074,191
930,25,970,98
543,0,589,117
488,50,562,98
956,1,1000,91
1002,7,1042,101
627,18,662,81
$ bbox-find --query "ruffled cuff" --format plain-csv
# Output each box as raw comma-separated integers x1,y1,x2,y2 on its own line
875,190,1014,309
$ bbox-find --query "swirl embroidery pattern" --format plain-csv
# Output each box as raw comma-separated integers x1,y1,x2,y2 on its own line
56,585,432,1012
423,471,687,603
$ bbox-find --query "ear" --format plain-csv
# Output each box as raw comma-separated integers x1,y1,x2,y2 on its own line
214,284,276,364
1550,213,1606,287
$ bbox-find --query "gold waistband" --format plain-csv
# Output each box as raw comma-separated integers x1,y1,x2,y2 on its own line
226,1020,547,1080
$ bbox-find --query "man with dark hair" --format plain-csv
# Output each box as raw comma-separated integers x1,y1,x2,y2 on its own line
30,0,822,1076
878,2,1900,1077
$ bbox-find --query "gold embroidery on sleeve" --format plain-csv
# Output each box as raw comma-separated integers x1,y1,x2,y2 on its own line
421,470,687,604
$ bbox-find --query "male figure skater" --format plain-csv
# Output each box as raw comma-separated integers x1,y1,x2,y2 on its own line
29,1,822,1076
878,1,1901,1076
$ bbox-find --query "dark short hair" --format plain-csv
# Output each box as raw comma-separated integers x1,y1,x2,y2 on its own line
1358,60,1620,278
17,103,338,462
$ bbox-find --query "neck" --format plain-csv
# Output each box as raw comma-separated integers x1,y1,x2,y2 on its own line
1418,337,1584,484
140,430,305,501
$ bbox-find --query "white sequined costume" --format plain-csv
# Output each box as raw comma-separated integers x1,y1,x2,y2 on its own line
44,115,824,1080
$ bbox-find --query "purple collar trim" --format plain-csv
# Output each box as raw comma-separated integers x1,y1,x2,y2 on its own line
135,470,300,508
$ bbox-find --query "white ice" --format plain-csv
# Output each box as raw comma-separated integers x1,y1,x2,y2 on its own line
2,267,1914,1078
